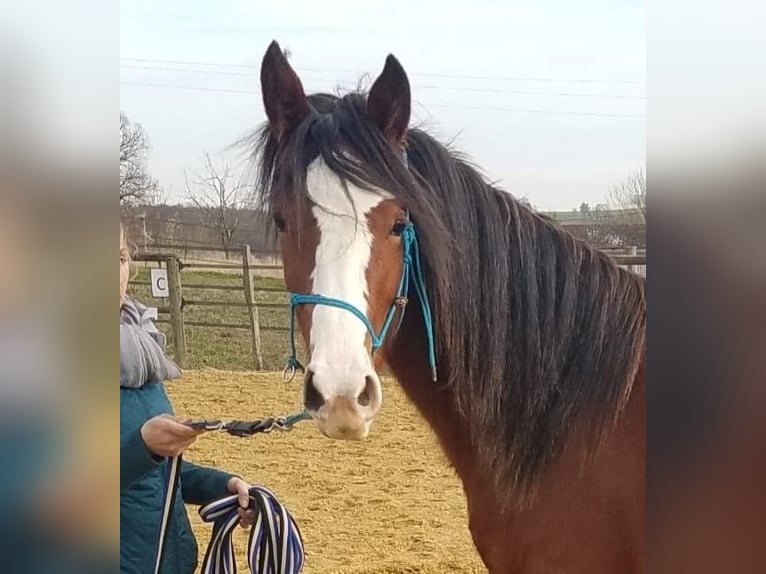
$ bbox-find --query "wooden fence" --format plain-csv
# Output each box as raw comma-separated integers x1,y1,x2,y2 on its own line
129,244,646,370
130,244,289,369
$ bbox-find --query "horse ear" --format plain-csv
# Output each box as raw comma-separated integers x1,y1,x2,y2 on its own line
367,55,411,146
260,40,311,141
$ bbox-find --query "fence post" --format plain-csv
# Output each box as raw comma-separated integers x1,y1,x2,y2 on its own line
166,256,187,368
242,245,264,370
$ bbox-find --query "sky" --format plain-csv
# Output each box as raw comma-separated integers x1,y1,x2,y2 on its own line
120,0,645,211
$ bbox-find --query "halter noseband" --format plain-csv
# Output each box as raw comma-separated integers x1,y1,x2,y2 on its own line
282,221,437,383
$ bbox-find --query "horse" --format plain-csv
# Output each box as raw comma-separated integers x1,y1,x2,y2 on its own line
249,40,647,573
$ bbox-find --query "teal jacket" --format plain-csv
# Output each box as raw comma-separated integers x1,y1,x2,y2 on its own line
120,380,233,574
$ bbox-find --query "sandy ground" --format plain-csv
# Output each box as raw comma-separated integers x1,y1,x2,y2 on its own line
167,371,484,574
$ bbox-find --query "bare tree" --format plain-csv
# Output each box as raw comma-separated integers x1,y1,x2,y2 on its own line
610,169,646,221
185,152,249,257
120,112,161,204
144,183,170,207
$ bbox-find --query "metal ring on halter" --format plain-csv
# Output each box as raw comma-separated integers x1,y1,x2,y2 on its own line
394,296,408,307
274,417,294,432
282,363,296,382
282,357,304,383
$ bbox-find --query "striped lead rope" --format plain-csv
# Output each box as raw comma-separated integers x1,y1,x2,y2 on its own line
198,485,305,574
154,455,304,574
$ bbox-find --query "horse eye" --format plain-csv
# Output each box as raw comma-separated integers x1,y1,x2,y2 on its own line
273,215,286,232
390,221,406,236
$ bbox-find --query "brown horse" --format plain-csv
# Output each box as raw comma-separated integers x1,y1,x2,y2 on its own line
251,41,646,573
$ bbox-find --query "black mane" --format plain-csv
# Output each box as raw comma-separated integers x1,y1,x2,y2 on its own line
249,91,647,491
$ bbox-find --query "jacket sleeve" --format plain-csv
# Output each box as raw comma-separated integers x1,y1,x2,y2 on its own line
121,427,161,491
180,460,234,506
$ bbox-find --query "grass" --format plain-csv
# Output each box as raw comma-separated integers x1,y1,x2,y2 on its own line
128,266,304,371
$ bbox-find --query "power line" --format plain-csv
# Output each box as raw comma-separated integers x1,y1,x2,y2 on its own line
122,80,258,96
425,102,643,118
121,57,645,86
121,64,645,100
121,80,644,118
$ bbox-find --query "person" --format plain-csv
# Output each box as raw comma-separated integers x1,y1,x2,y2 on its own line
120,223,253,574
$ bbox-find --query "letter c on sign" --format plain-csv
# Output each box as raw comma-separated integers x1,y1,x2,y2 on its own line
150,268,170,298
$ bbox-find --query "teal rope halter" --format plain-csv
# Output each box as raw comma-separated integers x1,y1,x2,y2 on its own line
282,222,437,383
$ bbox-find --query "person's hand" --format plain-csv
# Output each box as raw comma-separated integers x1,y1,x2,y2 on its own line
140,414,203,457
227,477,256,528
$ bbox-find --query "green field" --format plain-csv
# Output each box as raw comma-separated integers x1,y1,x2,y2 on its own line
128,267,301,371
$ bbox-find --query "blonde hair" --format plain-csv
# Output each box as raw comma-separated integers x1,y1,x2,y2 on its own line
120,221,136,260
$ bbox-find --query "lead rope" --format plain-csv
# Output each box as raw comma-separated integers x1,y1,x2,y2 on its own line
198,484,304,574
155,454,305,574
405,229,437,381
153,412,308,574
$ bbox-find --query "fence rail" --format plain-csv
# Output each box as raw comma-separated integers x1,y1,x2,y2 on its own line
130,245,646,371
150,242,278,256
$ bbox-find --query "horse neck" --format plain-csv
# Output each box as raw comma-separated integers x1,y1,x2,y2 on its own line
385,304,474,474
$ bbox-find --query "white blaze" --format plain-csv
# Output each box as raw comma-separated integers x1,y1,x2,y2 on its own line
305,159,388,397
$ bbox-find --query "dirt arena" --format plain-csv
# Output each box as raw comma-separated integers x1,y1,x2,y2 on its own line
167,370,484,574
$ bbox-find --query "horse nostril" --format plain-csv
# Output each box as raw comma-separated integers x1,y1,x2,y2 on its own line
357,376,376,407
303,370,326,412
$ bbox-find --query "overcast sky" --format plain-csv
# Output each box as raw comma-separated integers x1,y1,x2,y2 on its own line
120,0,645,211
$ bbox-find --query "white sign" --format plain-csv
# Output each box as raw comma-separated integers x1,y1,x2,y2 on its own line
150,268,169,298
